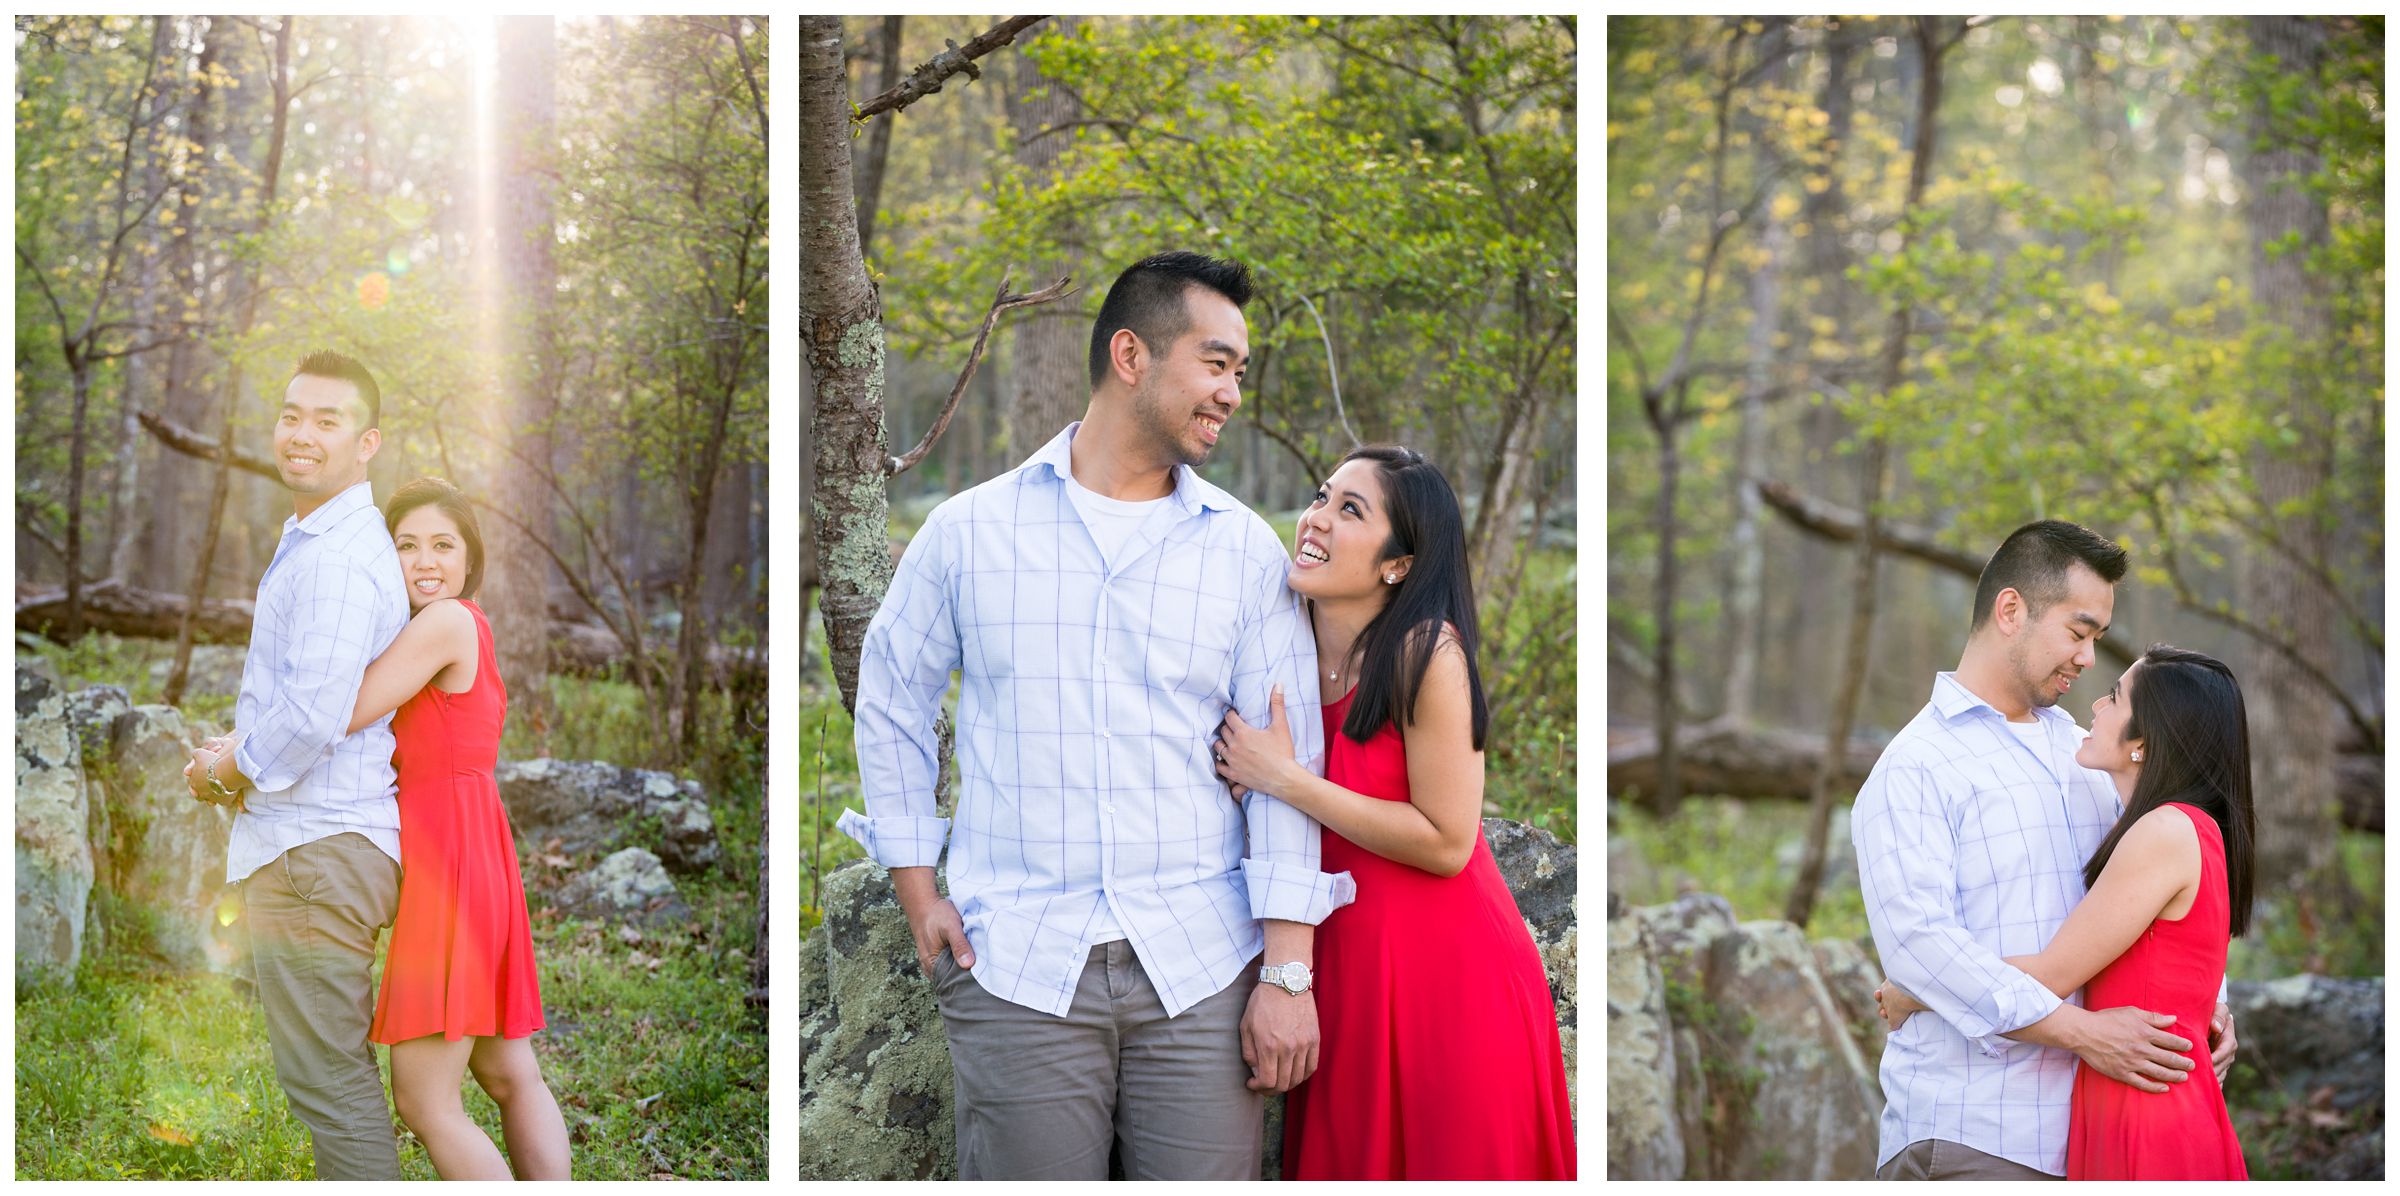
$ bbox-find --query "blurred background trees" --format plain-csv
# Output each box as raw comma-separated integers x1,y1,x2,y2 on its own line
798,14,1578,918
1606,16,2380,968
14,15,768,770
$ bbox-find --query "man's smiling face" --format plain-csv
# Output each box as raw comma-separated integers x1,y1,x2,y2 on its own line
1128,286,1247,469
274,372,379,511
2005,560,2116,711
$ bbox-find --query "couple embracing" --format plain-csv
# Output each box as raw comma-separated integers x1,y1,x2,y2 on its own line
1858,520,2254,1181
838,252,1576,1179
182,352,566,1180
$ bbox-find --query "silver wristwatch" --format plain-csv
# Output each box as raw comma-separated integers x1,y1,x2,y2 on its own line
1258,960,1313,996
205,753,244,804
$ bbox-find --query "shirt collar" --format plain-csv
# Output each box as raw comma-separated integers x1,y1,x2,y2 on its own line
1930,670,2075,729
285,479,378,539
1017,421,1240,517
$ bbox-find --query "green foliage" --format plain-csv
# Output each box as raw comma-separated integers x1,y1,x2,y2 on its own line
882,15,1574,483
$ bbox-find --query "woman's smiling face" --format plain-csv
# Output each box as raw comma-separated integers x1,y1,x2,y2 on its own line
393,505,468,611
1289,457,1406,601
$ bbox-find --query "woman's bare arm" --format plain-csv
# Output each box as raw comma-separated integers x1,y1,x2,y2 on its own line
346,599,477,734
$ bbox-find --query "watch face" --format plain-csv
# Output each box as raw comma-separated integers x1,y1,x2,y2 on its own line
1280,963,1306,988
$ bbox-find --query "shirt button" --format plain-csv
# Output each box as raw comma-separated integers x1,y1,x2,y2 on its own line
1101,729,1112,739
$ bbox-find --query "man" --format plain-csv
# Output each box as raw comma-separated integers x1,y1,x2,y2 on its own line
1853,519,2236,1181
839,252,1353,1179
184,350,411,1180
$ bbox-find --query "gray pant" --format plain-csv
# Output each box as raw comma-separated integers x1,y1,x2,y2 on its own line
935,941,1263,1180
1876,1139,2062,1181
243,832,403,1181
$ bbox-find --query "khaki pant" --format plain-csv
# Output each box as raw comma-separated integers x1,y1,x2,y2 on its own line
935,941,1264,1180
1876,1139,2062,1181
243,832,402,1181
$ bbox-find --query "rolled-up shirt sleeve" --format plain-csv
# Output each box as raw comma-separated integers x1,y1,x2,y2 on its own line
1231,529,1356,925
1854,759,2062,1056
234,560,385,796
837,512,959,870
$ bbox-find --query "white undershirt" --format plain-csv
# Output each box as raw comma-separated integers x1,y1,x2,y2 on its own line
1062,465,1168,946
1063,469,1167,575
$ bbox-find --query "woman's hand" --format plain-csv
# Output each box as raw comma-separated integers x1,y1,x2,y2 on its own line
1215,685,1303,800
1875,977,1927,1033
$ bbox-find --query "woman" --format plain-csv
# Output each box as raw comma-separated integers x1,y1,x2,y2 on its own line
1879,645,2253,1180
1211,445,1575,1179
352,478,569,1180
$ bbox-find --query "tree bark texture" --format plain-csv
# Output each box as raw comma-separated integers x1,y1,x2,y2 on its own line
1001,15,1091,457
485,15,562,725
2239,16,2343,904
799,15,895,714
1787,17,1949,929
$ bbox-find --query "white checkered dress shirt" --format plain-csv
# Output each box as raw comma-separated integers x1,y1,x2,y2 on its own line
1851,671,2125,1176
841,423,1357,1017
226,480,410,883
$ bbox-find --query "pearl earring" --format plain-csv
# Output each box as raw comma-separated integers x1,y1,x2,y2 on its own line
2131,749,2142,763
1384,574,1397,584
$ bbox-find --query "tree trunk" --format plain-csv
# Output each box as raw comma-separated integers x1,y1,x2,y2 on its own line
1001,14,1090,456
1788,17,1948,929
2239,16,2345,913
1723,21,1791,726
854,16,904,256
487,16,561,732
64,356,94,636
1782,23,1859,729
169,17,293,706
799,15,895,714
1648,417,1684,814
141,25,213,595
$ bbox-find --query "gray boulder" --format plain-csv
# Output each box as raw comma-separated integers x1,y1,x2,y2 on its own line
17,665,95,984
66,685,132,758
496,758,722,874
98,705,237,970
2227,975,2384,1180
553,847,691,927
1607,911,1684,1178
144,644,246,700
1612,893,1882,1180
798,818,1579,1181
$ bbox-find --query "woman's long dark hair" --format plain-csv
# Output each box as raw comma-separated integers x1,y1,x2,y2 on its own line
2081,644,2256,936
1333,446,1489,749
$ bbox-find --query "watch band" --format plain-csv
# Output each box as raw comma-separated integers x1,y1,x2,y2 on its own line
205,752,242,801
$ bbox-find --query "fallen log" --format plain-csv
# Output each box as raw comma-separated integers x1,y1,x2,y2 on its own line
1607,719,1885,803
17,580,762,688
1610,719,2383,834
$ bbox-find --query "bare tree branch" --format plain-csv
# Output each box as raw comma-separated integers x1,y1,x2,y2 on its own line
138,408,279,479
888,273,1077,476
854,16,1047,121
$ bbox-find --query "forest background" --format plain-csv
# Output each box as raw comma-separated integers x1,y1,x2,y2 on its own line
14,15,768,1179
1607,15,2381,1179
795,14,1579,927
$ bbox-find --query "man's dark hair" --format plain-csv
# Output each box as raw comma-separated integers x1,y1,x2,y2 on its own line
1086,251,1254,389
291,350,382,428
1970,519,2128,633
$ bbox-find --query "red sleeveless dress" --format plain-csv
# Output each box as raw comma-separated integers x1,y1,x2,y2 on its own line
2066,801,2247,1179
1280,689,1576,1179
370,601,544,1044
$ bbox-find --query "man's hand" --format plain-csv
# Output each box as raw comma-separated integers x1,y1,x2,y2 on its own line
2209,1002,2237,1086
2074,1005,2197,1093
1240,982,1319,1093
891,866,973,980
1873,978,1927,1033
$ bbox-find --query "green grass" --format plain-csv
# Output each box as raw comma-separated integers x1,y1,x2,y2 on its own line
17,641,766,1180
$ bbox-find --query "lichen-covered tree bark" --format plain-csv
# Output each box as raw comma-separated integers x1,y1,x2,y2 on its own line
2240,16,2342,906
798,15,894,713
483,15,561,720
